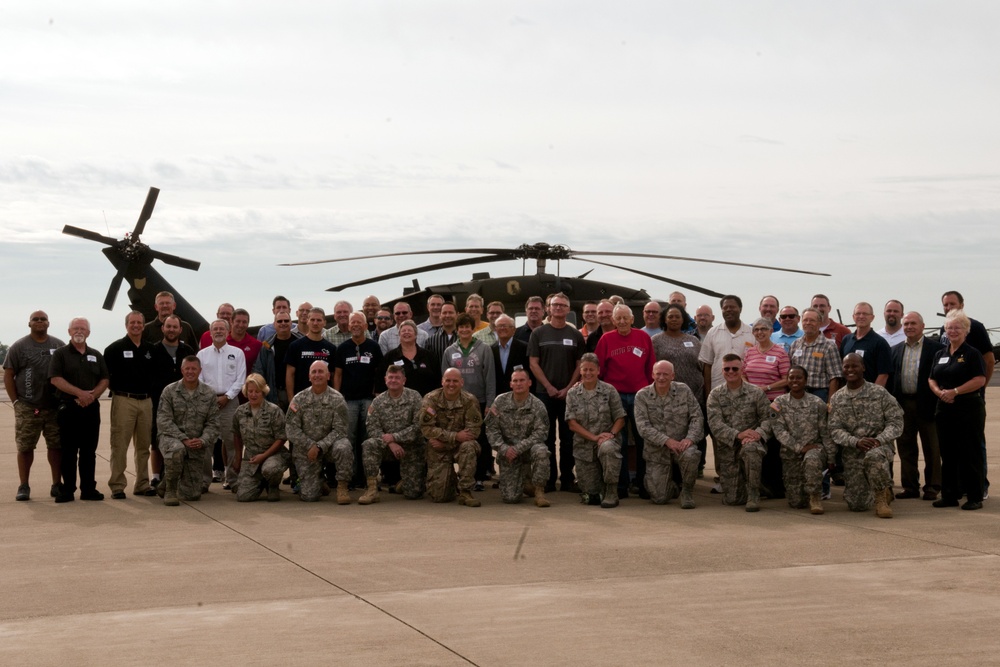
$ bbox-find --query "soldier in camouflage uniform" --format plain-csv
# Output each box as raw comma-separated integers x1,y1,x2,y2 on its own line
829,353,903,518
419,368,483,506
232,373,290,502
706,354,773,511
285,361,354,504
565,354,625,508
486,369,551,507
358,366,426,504
156,356,221,505
635,360,704,508
770,366,834,514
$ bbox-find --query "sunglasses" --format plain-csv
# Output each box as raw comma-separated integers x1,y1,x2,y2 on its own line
779,314,797,320
722,366,741,373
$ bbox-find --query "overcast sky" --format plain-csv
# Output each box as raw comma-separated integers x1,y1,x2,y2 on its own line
3,2,999,349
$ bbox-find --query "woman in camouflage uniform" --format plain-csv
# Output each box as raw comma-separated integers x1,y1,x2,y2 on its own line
232,373,290,502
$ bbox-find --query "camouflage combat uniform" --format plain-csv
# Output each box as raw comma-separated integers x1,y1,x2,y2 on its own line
285,386,353,502
419,388,482,503
362,387,426,499
232,400,290,502
564,381,625,499
706,382,773,506
634,381,703,504
486,391,550,503
829,382,903,511
157,380,221,501
770,393,834,509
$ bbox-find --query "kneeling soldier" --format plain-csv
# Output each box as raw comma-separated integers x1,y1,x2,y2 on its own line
486,369,551,507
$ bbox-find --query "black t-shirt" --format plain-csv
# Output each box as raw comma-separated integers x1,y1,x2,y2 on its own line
930,342,986,403
335,338,383,400
104,336,155,394
840,331,892,383
271,336,294,391
285,337,337,394
527,323,585,392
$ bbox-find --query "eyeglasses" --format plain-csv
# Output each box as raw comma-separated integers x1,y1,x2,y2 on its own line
393,312,408,317
722,366,741,373
376,315,392,321
779,314,797,320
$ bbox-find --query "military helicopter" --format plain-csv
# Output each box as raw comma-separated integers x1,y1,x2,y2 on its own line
284,242,832,321
61,187,212,335
64,187,835,334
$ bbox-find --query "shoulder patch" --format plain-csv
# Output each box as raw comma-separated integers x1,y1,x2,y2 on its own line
289,402,298,413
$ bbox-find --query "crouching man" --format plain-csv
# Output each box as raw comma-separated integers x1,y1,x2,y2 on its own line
635,360,703,509
156,356,220,505
486,369,551,507
285,361,354,504
829,353,903,518
358,366,426,504
419,368,483,507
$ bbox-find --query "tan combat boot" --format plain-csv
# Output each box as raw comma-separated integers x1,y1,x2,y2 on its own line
336,481,352,505
875,488,893,518
601,483,619,508
680,484,696,510
745,488,761,512
534,485,551,508
163,478,180,507
266,482,280,502
358,476,380,505
457,489,481,507
809,492,824,515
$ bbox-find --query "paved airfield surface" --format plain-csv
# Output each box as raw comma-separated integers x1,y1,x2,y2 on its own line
2,393,1000,666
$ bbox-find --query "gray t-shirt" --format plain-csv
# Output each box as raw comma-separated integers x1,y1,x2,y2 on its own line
527,324,584,393
3,335,66,408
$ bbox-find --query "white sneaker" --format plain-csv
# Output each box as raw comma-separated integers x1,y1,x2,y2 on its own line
821,490,831,500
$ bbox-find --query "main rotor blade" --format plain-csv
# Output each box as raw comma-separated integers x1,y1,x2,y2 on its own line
574,258,727,299
133,187,160,237
148,249,201,271
62,225,117,246
102,269,125,310
284,247,514,267
327,254,516,292
570,251,830,277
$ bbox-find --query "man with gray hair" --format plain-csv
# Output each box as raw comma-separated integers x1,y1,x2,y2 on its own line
379,301,430,354
197,319,246,492
635,360,703,509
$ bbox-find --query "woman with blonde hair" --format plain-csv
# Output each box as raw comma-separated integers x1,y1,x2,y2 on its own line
232,373,290,502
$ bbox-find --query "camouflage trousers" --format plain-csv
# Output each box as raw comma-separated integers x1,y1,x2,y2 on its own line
496,443,550,504
842,444,893,511
14,402,60,452
781,448,825,509
163,447,210,501
362,438,427,500
716,437,766,506
235,450,291,502
644,443,700,504
292,439,353,502
426,441,478,503
573,440,621,497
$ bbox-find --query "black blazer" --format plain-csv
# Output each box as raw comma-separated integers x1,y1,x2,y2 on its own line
890,336,944,416
492,338,530,396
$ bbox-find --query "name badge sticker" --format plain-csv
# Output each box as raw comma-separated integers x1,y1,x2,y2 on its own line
452,352,462,360
938,357,949,364
633,348,644,358
856,350,865,358
87,355,97,362
563,339,574,346
360,356,371,364
765,355,776,363
793,350,803,357
683,341,694,348
123,350,133,358
394,360,404,366
812,352,824,359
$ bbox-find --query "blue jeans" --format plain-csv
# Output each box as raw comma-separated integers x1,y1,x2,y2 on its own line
618,392,646,495
346,398,372,486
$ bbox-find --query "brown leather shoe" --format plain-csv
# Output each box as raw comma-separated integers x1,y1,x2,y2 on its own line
922,490,939,501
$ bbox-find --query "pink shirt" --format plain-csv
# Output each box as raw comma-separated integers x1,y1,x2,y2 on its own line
742,345,790,400
595,328,654,393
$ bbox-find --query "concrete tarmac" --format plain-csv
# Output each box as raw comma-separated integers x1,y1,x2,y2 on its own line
2,393,999,666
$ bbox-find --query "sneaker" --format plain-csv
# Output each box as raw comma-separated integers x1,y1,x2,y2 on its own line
222,482,232,491
473,481,485,492
212,470,224,483
984,489,990,500
710,483,722,494
821,490,832,501
150,477,161,489
50,484,60,498
15,484,30,501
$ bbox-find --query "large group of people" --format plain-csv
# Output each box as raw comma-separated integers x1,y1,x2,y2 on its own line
3,287,993,517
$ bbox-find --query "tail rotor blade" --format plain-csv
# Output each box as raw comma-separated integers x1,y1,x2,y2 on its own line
102,271,125,310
